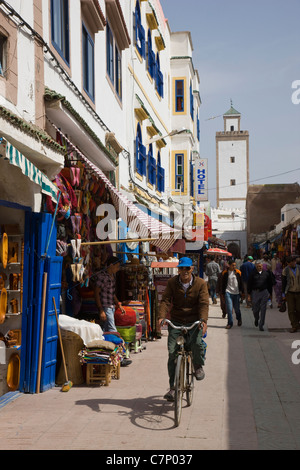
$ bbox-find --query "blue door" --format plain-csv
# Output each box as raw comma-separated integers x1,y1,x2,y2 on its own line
40,256,62,392
19,212,62,394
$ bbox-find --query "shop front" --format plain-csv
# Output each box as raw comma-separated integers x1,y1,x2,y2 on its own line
27,118,175,387
0,138,63,397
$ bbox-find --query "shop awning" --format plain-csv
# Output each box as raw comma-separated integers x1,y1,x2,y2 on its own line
53,126,181,252
1,139,58,203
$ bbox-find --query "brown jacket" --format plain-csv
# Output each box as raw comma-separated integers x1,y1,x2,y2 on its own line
158,274,209,324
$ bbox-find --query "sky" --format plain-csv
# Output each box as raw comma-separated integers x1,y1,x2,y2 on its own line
160,0,300,207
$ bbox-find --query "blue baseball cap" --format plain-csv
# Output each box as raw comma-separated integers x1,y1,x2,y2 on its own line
177,257,193,268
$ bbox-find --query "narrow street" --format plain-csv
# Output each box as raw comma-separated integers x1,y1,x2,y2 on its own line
0,301,300,451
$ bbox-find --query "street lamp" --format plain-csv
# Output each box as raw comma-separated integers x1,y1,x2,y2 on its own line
146,127,188,145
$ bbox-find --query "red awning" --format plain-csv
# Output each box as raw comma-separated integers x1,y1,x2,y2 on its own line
52,124,181,252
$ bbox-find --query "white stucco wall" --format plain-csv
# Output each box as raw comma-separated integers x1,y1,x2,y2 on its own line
218,139,248,202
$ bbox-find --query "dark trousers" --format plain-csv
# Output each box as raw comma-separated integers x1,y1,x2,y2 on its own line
167,323,206,388
286,292,300,328
251,289,269,327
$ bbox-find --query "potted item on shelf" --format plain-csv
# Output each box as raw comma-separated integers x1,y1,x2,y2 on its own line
9,273,19,291
0,288,7,324
8,242,18,264
0,272,7,289
0,233,8,268
6,353,20,391
10,298,18,314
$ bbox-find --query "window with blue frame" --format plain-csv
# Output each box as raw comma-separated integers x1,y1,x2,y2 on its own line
147,144,156,185
106,23,114,84
115,46,122,99
175,79,184,112
82,23,95,101
0,34,7,76
147,30,156,79
135,0,145,58
51,0,70,65
175,153,184,191
197,112,200,141
190,82,194,120
157,152,165,193
106,22,122,100
190,160,194,197
136,123,147,176
155,53,164,98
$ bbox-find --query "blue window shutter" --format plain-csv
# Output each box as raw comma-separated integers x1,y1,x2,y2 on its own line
140,24,146,58
158,70,164,98
148,156,156,185
136,133,140,174
190,83,194,119
141,144,147,176
135,2,145,59
190,161,194,197
157,165,165,192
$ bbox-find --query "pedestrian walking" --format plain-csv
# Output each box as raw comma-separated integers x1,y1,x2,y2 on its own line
247,260,275,331
205,255,220,304
158,257,209,401
272,255,283,308
282,256,300,333
216,263,228,318
220,259,244,329
240,256,255,307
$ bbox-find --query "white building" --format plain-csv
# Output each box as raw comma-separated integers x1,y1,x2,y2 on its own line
117,1,202,239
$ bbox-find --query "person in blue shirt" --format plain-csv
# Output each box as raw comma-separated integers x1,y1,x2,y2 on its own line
240,256,255,307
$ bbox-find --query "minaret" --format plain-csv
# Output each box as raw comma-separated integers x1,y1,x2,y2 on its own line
216,103,249,209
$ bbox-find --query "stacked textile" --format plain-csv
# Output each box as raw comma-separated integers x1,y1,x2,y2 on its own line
79,338,124,367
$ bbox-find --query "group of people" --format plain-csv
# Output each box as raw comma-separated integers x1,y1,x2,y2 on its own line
84,251,300,402
205,253,300,333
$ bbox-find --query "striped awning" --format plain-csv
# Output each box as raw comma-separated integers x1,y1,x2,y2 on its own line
53,125,181,252
2,140,58,203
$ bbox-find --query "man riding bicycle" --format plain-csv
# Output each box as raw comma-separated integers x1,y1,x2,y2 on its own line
157,257,209,401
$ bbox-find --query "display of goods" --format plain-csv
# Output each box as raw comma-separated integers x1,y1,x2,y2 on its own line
114,306,137,327
123,300,144,321
116,325,136,343
139,318,147,337
6,353,20,391
135,323,143,341
0,288,7,324
0,233,8,269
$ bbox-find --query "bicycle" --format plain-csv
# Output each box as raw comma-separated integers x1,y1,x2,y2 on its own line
162,318,203,427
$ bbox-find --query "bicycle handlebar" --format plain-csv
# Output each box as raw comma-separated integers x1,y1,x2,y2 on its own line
161,319,203,330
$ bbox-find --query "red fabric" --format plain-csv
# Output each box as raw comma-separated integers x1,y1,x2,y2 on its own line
114,307,137,326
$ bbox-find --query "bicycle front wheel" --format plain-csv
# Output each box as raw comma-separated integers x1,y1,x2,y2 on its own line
174,355,184,427
186,353,194,406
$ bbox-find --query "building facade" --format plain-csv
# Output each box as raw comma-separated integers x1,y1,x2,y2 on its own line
0,0,202,395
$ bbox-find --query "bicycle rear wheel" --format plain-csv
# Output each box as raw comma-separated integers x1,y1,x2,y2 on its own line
186,353,194,406
174,355,184,427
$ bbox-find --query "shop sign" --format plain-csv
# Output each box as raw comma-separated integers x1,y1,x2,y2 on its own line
194,158,208,201
193,212,204,227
